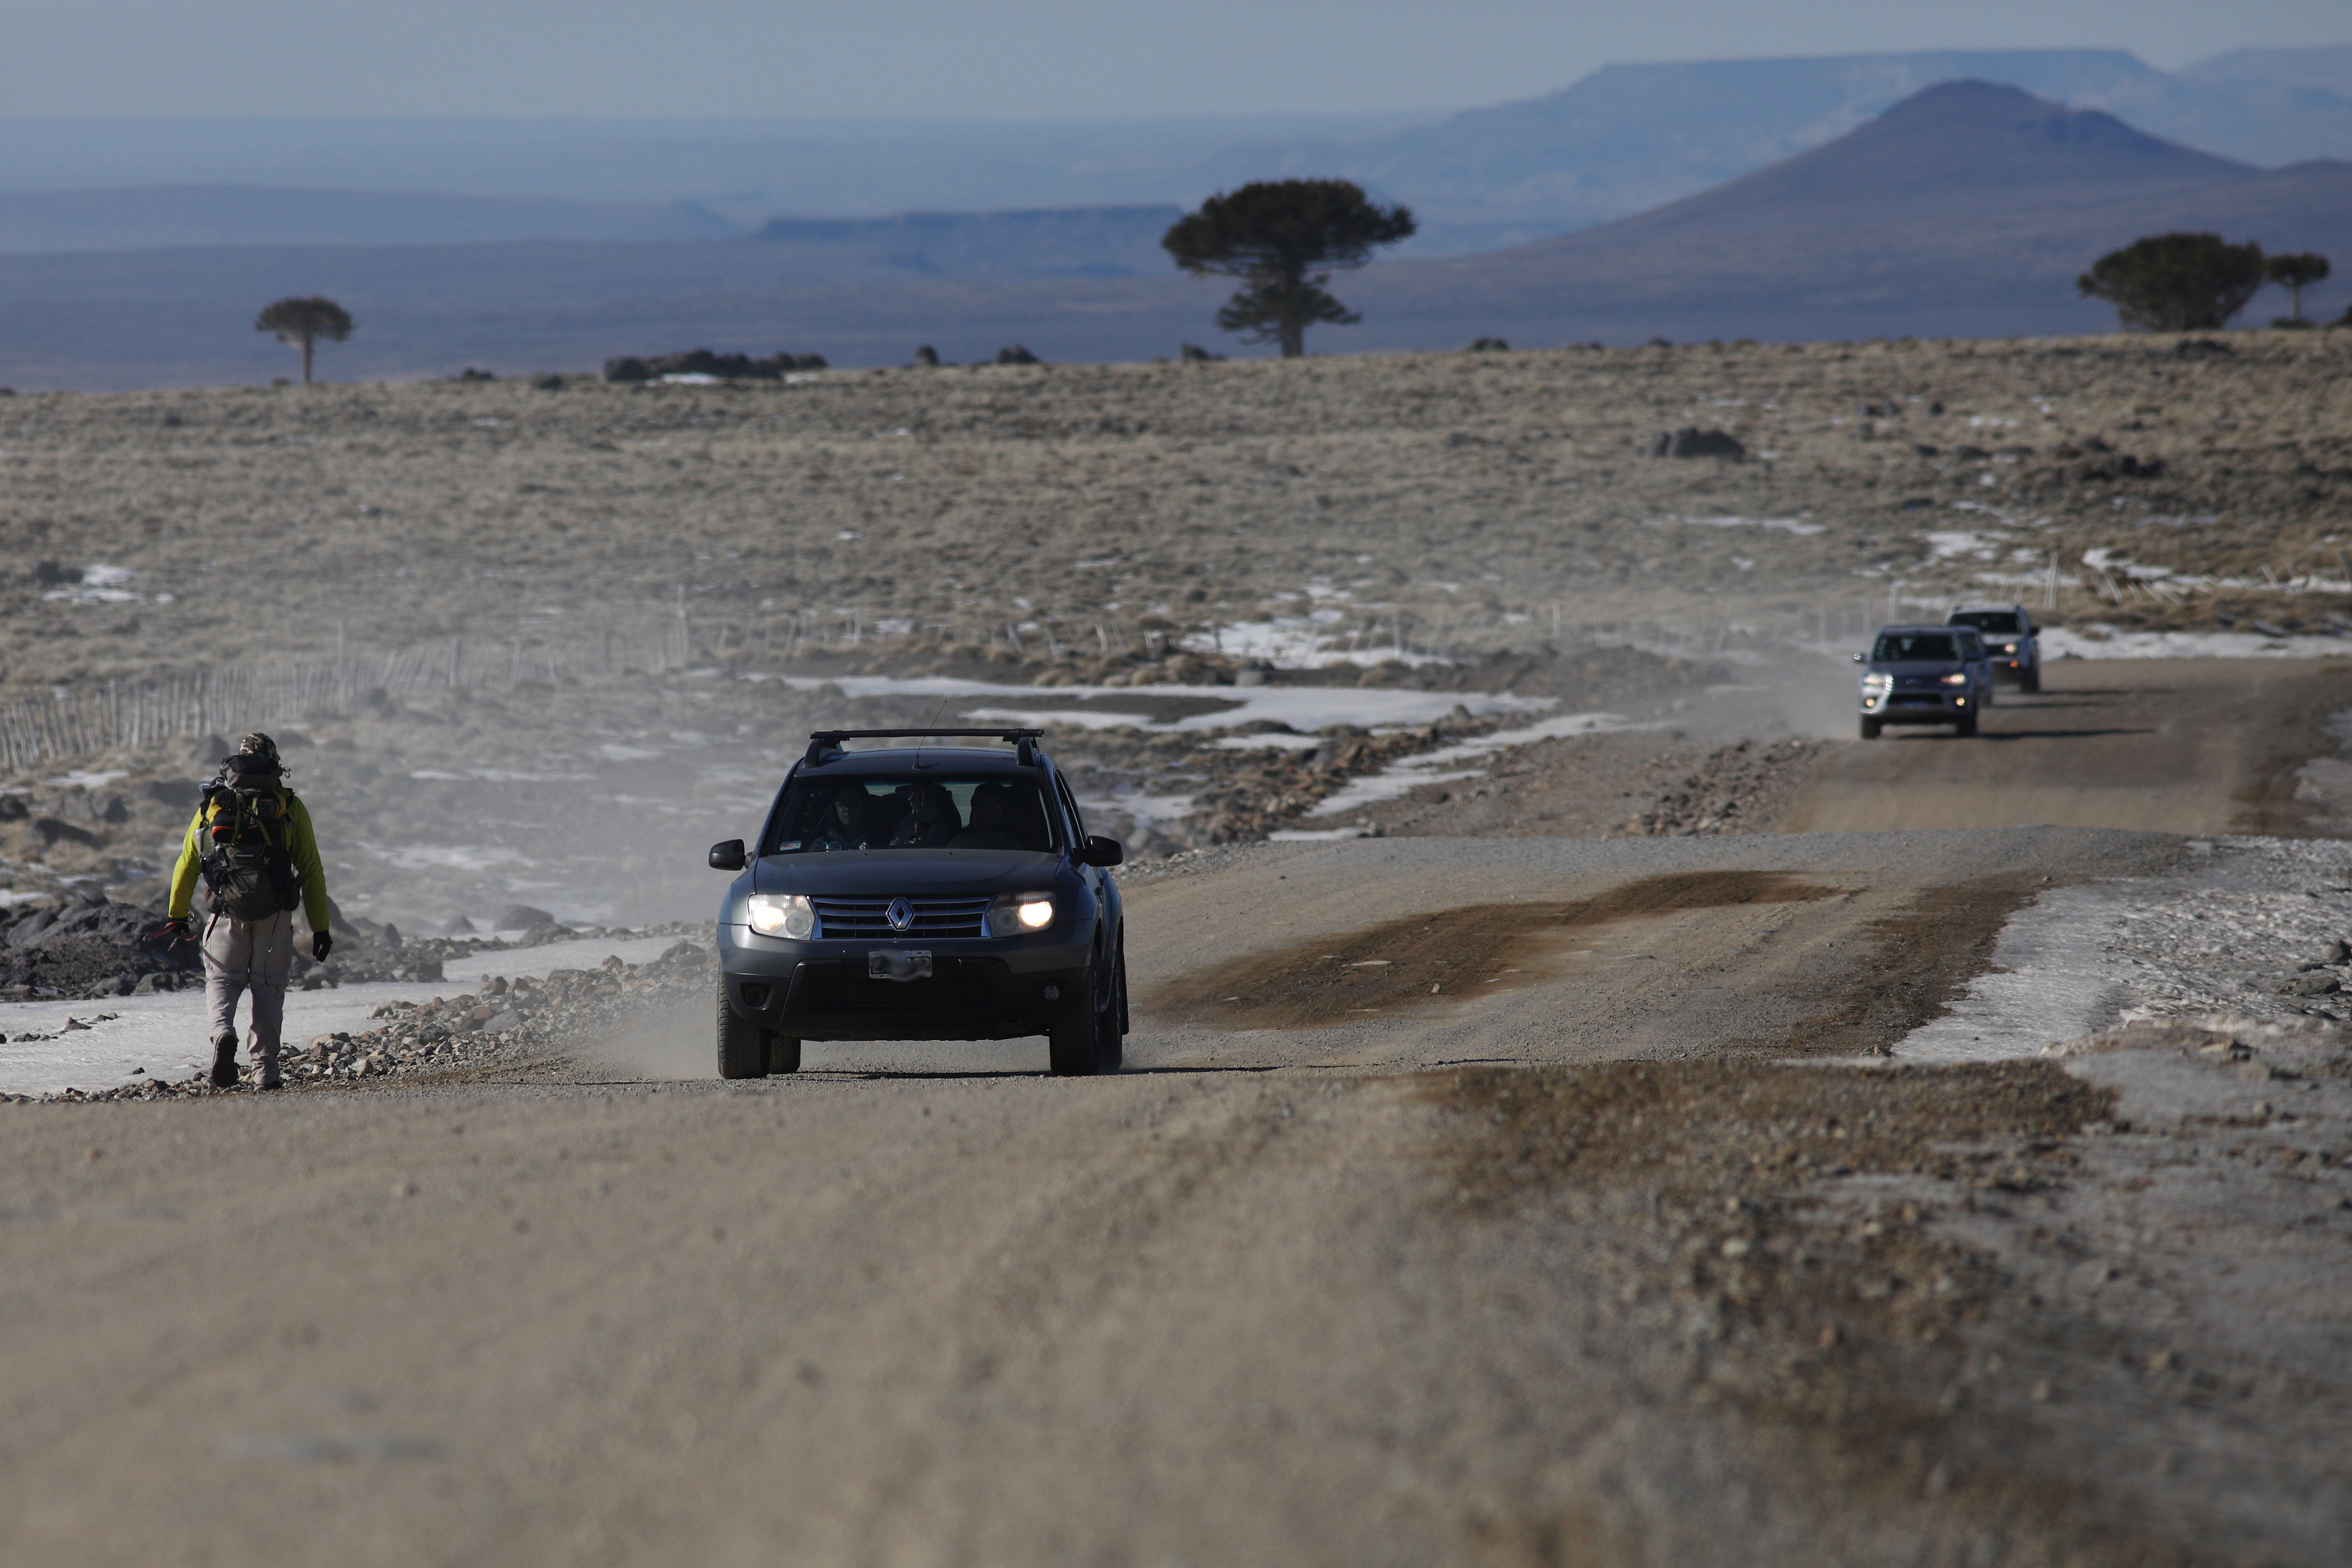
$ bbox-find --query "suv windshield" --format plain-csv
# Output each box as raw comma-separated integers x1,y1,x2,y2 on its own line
769,775,1061,854
1949,612,2023,635
1873,632,1960,663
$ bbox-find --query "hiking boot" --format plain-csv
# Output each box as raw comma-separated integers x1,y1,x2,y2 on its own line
208,1034,240,1089
258,1075,284,1091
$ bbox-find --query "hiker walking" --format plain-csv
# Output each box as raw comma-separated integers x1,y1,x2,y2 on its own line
158,734,332,1090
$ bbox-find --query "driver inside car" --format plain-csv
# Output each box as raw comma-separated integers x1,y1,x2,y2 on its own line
948,784,1019,850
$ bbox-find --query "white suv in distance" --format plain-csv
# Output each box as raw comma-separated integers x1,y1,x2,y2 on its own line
1947,605,2041,692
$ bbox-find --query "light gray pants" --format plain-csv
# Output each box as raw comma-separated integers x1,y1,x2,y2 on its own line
204,908,295,1075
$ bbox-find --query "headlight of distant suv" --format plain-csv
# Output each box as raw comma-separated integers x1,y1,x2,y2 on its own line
987,893,1055,936
1993,642,2017,655
746,893,816,939
1861,673,1892,690
1941,672,1970,686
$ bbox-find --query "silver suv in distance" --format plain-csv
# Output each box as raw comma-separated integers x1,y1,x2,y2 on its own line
1857,625,1989,739
1947,604,2041,691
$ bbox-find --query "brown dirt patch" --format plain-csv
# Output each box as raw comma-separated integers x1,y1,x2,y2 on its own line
1149,869,1840,1029
1783,872,2043,1057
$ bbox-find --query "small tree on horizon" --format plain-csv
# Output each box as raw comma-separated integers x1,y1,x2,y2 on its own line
2266,251,2332,326
1162,179,1415,358
254,295,354,385
2076,233,2266,333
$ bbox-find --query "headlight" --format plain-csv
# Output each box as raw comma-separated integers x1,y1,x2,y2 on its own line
1941,672,1970,686
746,893,816,939
988,893,1055,935
1994,643,2017,655
1861,673,1891,690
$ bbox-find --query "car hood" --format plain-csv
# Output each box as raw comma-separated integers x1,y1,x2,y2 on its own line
1867,660,1967,675
752,849,1062,896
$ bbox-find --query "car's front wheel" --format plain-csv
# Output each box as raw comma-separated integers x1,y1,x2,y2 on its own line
1859,716,1882,740
1955,711,1978,737
717,984,768,1079
1048,935,1125,1077
2021,667,2041,694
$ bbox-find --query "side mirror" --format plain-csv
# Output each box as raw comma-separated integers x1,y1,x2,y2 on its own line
1852,652,1865,663
707,839,747,871
1081,835,1124,867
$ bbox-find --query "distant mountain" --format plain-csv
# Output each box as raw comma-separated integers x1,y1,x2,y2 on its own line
1229,49,2352,252
2185,45,2352,97
1349,81,2352,342
0,186,739,254
0,115,1426,231
2,82,2349,389
747,207,1181,280
2,51,2349,260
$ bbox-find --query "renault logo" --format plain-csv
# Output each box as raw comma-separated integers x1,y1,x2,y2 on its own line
886,897,914,933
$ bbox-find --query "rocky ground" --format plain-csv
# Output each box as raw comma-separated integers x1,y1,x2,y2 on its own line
18,932,710,1103
0,331,2347,930
4,339,2350,1562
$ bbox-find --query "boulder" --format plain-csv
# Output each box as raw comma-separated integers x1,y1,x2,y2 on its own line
495,904,558,933
140,778,201,811
1641,428,1745,460
1178,344,1225,363
911,346,941,368
32,817,101,850
1464,338,1509,353
995,346,1041,366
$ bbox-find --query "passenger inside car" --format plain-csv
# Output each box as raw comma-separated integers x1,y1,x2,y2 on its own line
811,789,873,850
765,775,1062,855
1873,632,1960,663
887,783,962,847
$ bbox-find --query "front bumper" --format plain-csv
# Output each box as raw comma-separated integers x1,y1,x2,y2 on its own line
1860,688,1977,724
717,925,1092,1041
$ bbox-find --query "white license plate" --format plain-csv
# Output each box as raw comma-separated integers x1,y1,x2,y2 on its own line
868,949,933,982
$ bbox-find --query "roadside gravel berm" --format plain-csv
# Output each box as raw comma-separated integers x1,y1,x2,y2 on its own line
158,733,334,1089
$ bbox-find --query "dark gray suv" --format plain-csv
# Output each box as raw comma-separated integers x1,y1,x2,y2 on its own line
1857,626,1989,738
707,729,1129,1077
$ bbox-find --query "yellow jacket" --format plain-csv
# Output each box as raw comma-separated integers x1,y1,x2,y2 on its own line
167,786,331,933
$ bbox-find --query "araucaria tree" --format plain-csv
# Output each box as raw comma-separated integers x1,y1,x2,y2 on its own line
1162,179,1415,358
2265,252,2331,326
2076,233,2266,332
254,295,354,384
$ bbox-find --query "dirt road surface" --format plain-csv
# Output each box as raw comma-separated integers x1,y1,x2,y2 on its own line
8,667,2352,1566
1783,658,2352,838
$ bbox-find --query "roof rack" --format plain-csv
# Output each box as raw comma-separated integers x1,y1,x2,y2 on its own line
802,728,1045,768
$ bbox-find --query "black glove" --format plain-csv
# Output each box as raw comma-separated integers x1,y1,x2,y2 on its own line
152,917,192,944
311,930,335,962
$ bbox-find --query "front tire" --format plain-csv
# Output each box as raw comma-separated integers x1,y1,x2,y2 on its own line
717,984,768,1079
2021,667,2041,694
1955,712,1978,737
1859,716,1882,740
767,1034,802,1074
1048,937,1125,1077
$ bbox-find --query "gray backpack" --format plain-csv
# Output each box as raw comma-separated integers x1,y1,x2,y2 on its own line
197,779,299,920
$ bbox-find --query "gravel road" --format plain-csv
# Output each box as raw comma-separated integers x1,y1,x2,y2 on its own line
21,819,2352,1567
6,342,2352,1564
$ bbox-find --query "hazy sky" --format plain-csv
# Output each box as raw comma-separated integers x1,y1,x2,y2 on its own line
5,0,2346,119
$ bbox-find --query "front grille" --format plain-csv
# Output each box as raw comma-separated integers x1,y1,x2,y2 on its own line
800,967,1000,1013
809,895,992,939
